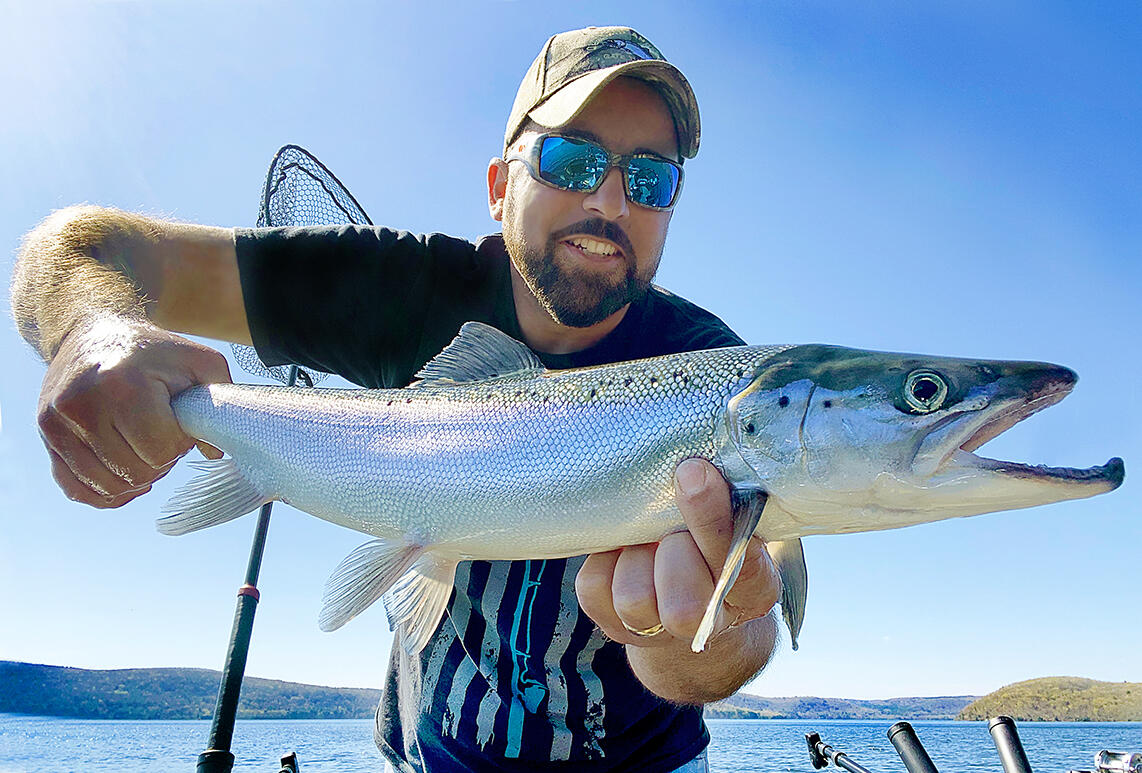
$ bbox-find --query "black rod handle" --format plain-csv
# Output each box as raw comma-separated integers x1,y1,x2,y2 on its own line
196,502,274,771
989,716,1034,773
888,721,939,773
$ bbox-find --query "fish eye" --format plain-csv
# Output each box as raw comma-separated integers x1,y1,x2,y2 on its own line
904,370,948,413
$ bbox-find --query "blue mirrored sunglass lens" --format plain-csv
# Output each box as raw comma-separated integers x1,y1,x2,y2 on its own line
538,136,605,190
626,158,680,208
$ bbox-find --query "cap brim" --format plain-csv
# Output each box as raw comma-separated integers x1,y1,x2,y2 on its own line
527,60,700,159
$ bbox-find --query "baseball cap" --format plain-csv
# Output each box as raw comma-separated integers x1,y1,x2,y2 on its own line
504,26,700,160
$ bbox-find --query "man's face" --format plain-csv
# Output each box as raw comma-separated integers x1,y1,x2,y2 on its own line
500,78,679,328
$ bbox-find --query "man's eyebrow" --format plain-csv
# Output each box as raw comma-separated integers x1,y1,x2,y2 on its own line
559,127,604,145
559,128,680,162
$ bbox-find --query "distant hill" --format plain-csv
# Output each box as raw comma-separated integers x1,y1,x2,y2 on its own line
0,661,380,720
6,661,1135,723
706,692,978,720
958,677,1142,722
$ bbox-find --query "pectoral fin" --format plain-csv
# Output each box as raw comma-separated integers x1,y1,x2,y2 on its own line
156,458,269,536
691,490,768,653
766,539,807,651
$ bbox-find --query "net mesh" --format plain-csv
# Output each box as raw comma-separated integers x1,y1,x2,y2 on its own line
231,145,374,385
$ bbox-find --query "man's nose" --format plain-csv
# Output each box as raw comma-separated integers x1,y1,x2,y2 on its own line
582,168,629,220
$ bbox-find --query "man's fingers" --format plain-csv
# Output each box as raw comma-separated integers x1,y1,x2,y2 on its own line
112,379,196,469
611,544,660,633
44,391,184,490
674,458,734,574
576,550,672,648
674,458,781,624
196,441,224,460
40,409,144,493
47,447,150,508
654,531,715,639
723,537,782,620
178,344,233,390
576,551,624,634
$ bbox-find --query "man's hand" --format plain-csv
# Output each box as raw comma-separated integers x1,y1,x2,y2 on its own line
37,316,231,508
575,458,781,702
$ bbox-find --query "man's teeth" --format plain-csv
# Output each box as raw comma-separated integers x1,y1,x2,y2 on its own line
568,237,618,257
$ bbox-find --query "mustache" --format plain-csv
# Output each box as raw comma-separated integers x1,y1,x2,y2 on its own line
551,219,636,261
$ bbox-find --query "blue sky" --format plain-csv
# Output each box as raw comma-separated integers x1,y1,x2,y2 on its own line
0,1,1138,700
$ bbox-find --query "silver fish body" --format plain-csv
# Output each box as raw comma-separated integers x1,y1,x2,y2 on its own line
170,344,786,558
160,323,1124,653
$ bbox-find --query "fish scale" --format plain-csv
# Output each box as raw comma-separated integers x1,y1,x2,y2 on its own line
158,322,1122,654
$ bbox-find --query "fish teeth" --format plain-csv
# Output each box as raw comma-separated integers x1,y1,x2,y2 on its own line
568,237,618,257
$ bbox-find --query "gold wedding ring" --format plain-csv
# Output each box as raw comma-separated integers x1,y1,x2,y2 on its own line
621,621,665,638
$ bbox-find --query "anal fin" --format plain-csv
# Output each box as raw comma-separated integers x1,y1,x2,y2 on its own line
691,489,768,653
383,553,459,656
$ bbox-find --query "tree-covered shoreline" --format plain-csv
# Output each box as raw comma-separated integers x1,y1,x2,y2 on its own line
4,661,1137,722
0,661,380,720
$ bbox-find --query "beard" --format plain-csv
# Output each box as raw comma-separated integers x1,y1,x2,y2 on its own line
504,217,657,329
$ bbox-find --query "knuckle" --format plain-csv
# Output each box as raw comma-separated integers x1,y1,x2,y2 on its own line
659,595,704,635
574,560,610,603
37,404,65,436
191,346,233,383
610,573,656,618
51,389,91,424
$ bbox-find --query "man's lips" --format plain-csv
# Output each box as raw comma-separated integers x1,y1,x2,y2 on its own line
551,218,636,263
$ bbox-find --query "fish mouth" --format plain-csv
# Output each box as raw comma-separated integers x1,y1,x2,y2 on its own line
944,369,1124,490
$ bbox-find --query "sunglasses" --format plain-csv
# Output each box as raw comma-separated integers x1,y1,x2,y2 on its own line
505,133,684,211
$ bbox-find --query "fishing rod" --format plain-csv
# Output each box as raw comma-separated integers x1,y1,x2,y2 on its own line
807,716,1139,773
806,731,878,773
194,373,302,773
807,723,941,773
195,144,370,772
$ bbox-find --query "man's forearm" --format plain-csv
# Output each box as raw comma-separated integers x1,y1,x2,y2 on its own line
11,205,156,360
626,609,778,705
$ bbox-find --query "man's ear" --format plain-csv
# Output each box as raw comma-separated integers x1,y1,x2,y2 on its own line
487,158,509,222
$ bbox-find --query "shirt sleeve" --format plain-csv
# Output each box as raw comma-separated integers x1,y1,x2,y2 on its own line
234,225,481,388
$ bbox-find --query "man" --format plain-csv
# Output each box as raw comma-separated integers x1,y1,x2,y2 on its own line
11,26,781,772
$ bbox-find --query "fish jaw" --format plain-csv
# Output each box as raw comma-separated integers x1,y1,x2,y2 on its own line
901,361,1123,519
719,346,1125,539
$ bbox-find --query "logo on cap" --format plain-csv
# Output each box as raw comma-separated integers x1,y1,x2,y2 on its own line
595,37,656,60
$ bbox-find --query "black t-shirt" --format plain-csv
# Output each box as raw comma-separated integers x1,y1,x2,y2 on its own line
235,225,744,772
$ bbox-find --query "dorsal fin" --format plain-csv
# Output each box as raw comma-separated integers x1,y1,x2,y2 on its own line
414,321,545,384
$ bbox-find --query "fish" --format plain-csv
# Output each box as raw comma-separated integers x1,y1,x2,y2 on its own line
158,322,1124,654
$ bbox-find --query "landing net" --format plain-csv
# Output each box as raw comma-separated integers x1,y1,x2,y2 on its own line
231,145,374,385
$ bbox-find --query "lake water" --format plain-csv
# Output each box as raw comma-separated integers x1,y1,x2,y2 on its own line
1,714,1140,772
